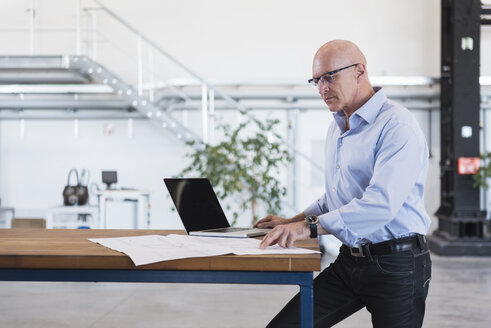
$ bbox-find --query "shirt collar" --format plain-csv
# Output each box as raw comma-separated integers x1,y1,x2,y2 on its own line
333,87,387,130
354,87,386,124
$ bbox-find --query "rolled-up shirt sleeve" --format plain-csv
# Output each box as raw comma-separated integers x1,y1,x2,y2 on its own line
304,193,329,217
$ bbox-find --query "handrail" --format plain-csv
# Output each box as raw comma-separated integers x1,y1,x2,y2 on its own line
92,0,209,87
142,76,491,88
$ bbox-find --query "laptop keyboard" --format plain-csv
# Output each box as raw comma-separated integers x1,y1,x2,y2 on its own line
210,227,251,232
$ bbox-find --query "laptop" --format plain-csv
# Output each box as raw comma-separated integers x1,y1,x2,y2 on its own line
164,178,271,238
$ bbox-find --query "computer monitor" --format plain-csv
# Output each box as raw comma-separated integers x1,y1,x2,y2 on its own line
102,171,117,189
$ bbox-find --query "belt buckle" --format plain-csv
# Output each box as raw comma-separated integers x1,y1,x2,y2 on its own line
417,234,427,249
350,245,365,257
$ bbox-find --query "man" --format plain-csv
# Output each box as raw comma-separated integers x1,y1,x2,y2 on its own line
254,40,431,327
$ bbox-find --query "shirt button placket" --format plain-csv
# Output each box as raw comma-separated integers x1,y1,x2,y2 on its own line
333,137,342,194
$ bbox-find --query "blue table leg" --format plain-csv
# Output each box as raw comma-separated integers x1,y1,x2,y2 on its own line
0,269,315,326
300,278,314,328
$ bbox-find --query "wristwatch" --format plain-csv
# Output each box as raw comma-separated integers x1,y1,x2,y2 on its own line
305,215,319,238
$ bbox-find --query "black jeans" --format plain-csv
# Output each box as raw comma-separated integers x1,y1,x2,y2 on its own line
267,244,431,327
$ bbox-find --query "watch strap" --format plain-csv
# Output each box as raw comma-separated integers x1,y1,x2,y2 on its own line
309,223,318,238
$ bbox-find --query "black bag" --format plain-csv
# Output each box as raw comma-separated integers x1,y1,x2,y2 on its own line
63,168,89,206
77,169,90,206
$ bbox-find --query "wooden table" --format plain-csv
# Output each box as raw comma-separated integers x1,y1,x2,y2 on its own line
0,229,321,327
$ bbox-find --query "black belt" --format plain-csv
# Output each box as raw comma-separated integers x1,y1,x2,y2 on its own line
342,234,428,258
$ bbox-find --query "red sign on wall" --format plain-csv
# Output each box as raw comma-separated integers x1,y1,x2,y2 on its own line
457,157,481,175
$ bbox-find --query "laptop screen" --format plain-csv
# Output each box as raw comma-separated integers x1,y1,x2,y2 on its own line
164,178,230,233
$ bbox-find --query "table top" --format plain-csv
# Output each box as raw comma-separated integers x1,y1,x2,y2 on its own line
0,229,321,272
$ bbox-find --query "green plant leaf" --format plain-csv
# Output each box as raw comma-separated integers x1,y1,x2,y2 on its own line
175,114,290,225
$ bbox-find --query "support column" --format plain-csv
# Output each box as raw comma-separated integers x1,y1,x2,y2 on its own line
428,0,491,256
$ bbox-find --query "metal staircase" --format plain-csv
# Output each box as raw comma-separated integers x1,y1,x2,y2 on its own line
0,55,203,147
67,55,203,146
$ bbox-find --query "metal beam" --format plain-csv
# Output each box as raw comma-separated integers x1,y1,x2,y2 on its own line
0,84,112,94
481,7,491,15
0,99,129,110
0,111,143,120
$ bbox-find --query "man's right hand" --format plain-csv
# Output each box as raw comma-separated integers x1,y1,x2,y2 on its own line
254,214,289,228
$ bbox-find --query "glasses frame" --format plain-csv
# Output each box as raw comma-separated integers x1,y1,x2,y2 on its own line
308,63,359,88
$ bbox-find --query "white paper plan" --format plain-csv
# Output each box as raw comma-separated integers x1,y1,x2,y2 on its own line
89,234,320,266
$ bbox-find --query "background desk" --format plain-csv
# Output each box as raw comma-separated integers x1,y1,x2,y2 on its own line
0,229,320,327
97,190,151,229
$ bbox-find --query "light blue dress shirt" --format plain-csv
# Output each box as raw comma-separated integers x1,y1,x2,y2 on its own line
304,87,430,247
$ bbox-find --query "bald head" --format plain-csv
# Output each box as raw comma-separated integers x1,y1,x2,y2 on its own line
311,40,374,117
313,40,367,78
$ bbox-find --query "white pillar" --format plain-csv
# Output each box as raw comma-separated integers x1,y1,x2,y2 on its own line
137,34,143,96
209,88,215,144
75,0,81,55
201,84,208,143
91,11,98,59
29,0,36,55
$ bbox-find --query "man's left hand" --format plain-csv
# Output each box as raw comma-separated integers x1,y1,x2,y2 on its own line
259,221,310,249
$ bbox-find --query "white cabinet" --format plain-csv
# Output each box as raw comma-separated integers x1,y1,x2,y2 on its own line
47,206,99,229
0,208,15,228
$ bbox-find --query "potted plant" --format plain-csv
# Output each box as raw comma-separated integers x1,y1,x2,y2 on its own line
178,114,292,225
473,152,491,188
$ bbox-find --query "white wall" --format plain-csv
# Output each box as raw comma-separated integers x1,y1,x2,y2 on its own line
0,0,444,81
97,0,442,79
0,0,483,231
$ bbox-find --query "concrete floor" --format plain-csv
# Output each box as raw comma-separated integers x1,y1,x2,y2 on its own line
0,253,490,328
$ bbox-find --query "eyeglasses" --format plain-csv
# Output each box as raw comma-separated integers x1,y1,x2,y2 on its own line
308,63,358,89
